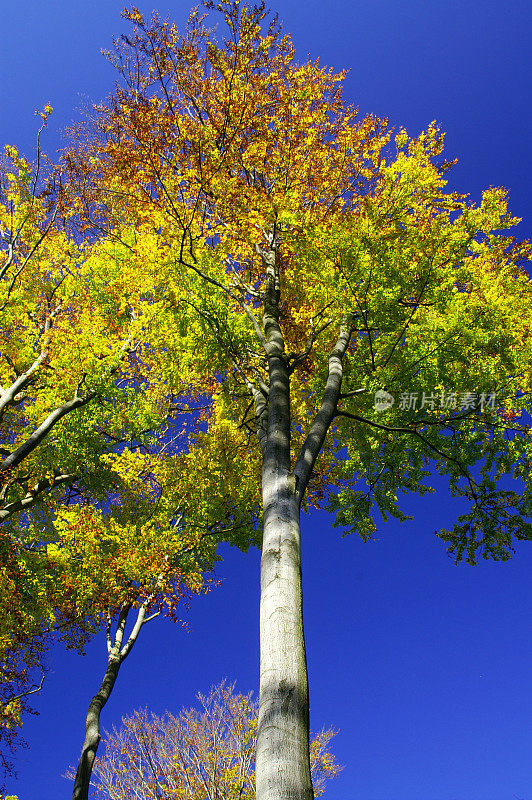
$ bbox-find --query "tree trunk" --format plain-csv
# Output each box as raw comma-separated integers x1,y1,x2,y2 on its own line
255,283,352,799
255,267,314,800
72,652,122,800
256,471,313,800
70,594,156,798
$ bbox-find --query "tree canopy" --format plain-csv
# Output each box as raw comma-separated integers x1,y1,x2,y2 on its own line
58,4,532,799
3,2,532,797
63,2,532,561
0,125,260,785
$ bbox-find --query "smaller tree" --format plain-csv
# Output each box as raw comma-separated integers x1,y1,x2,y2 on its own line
92,681,340,799
0,122,261,788
57,414,260,800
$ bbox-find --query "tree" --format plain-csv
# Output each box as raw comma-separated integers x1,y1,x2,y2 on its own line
63,504,206,800
92,681,340,799
0,131,261,790
62,4,532,799
1,378,259,797
0,128,151,524
0,133,175,763
0,130,148,776
64,422,260,800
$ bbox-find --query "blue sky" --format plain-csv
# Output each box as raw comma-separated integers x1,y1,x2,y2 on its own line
2,1,532,798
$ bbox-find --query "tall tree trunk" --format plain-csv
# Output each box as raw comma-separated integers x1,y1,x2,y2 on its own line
256,472,313,800
255,273,353,799
72,651,122,800
256,237,314,800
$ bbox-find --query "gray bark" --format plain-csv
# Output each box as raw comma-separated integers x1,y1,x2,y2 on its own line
255,239,313,800
72,652,122,800
0,473,76,522
257,469,313,800
71,605,128,800
72,599,156,800
0,392,94,473
293,316,354,505
255,242,352,800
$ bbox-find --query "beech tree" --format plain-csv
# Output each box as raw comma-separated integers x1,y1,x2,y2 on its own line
0,129,175,525
0,134,152,775
60,3,532,799
92,682,339,799
0,132,260,789
0,135,174,754
65,418,260,800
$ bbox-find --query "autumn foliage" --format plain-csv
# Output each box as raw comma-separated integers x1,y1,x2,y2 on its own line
1,1,532,796
0,112,260,777
93,682,340,799
62,1,532,559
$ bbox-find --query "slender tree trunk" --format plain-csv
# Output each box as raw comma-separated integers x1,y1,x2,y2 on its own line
257,472,313,800
71,597,156,799
72,652,122,800
256,236,314,800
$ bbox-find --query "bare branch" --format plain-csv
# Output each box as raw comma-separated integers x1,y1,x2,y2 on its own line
3,665,45,706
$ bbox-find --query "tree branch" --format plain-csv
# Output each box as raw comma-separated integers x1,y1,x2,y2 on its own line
293,315,354,506
0,472,77,523
0,315,55,420
335,409,480,502
0,392,95,473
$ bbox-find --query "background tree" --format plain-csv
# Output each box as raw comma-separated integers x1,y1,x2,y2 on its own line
64,418,260,800
0,135,157,763
0,126,168,524
92,681,340,800
61,4,532,800
0,131,261,788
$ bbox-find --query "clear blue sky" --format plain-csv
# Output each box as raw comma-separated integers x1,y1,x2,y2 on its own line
2,1,532,799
